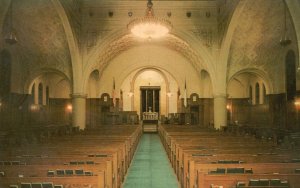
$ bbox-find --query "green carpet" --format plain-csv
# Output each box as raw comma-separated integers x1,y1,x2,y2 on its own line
123,134,179,188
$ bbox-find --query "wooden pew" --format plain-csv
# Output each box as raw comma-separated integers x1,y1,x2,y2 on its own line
0,125,142,188
158,124,300,188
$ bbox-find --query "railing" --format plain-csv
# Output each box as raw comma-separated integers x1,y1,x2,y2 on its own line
143,112,158,120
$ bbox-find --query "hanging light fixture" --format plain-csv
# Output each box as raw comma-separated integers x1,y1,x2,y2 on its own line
279,1,291,46
127,0,172,40
4,0,18,45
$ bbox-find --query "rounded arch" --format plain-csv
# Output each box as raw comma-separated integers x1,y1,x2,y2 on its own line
227,68,273,95
38,83,43,105
24,68,71,94
130,67,171,93
0,49,12,98
130,67,170,116
0,0,11,39
86,69,100,98
50,0,79,92
285,50,296,101
217,0,248,94
118,66,180,115
83,29,215,91
285,0,300,67
255,82,260,105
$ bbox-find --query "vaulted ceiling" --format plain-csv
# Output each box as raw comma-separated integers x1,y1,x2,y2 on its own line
0,0,298,94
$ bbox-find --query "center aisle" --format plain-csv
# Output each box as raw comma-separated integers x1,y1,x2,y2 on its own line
123,133,179,188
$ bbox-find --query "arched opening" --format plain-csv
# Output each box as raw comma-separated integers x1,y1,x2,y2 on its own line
38,83,43,105
262,84,266,104
227,71,270,126
31,83,35,104
249,86,253,104
255,83,260,105
46,86,49,105
27,72,71,125
132,69,167,117
87,70,100,98
0,50,11,100
286,50,296,101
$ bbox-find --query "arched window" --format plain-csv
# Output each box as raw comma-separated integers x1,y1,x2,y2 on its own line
285,50,296,101
46,86,49,105
249,86,253,104
0,50,11,99
38,83,43,105
263,84,266,104
255,83,260,105
31,83,35,104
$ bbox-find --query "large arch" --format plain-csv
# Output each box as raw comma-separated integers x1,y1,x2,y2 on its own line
130,67,172,93
0,49,11,98
83,43,202,98
24,68,71,94
286,0,300,66
227,68,273,95
50,0,80,93
125,67,177,116
0,0,11,41
285,50,296,101
218,0,248,95
83,29,215,94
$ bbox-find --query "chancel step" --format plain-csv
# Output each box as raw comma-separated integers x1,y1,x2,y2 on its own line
143,124,158,133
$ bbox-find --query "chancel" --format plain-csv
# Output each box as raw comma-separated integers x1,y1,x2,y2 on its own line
0,0,300,188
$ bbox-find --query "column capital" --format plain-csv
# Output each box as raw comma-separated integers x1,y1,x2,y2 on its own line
71,93,87,99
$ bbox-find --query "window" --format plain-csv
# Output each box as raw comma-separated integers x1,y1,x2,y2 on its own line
46,86,49,105
38,83,43,105
0,50,11,98
249,86,253,104
263,84,266,104
255,83,259,105
31,83,35,103
285,50,296,101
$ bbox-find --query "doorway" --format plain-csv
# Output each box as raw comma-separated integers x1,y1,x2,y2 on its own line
140,86,160,118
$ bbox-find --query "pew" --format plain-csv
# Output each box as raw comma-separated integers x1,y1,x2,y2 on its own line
0,125,142,188
158,124,300,188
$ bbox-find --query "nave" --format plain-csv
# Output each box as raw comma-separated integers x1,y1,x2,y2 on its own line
1,123,300,188
0,125,142,188
123,134,179,188
1,0,300,187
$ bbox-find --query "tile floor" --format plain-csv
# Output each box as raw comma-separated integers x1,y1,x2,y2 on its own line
123,133,179,188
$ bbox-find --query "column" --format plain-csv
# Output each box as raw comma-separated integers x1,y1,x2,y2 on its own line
214,94,227,130
71,93,87,130
259,83,264,104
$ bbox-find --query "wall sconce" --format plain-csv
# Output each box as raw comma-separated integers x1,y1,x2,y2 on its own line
226,104,231,110
30,104,39,111
294,100,300,110
66,104,72,112
128,92,134,98
167,92,172,98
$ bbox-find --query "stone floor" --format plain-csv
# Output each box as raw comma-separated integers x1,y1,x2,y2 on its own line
122,133,179,188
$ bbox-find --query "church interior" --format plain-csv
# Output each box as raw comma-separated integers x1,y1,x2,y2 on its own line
1,0,300,187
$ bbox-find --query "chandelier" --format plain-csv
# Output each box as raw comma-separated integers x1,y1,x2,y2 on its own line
4,0,18,45
127,0,172,40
